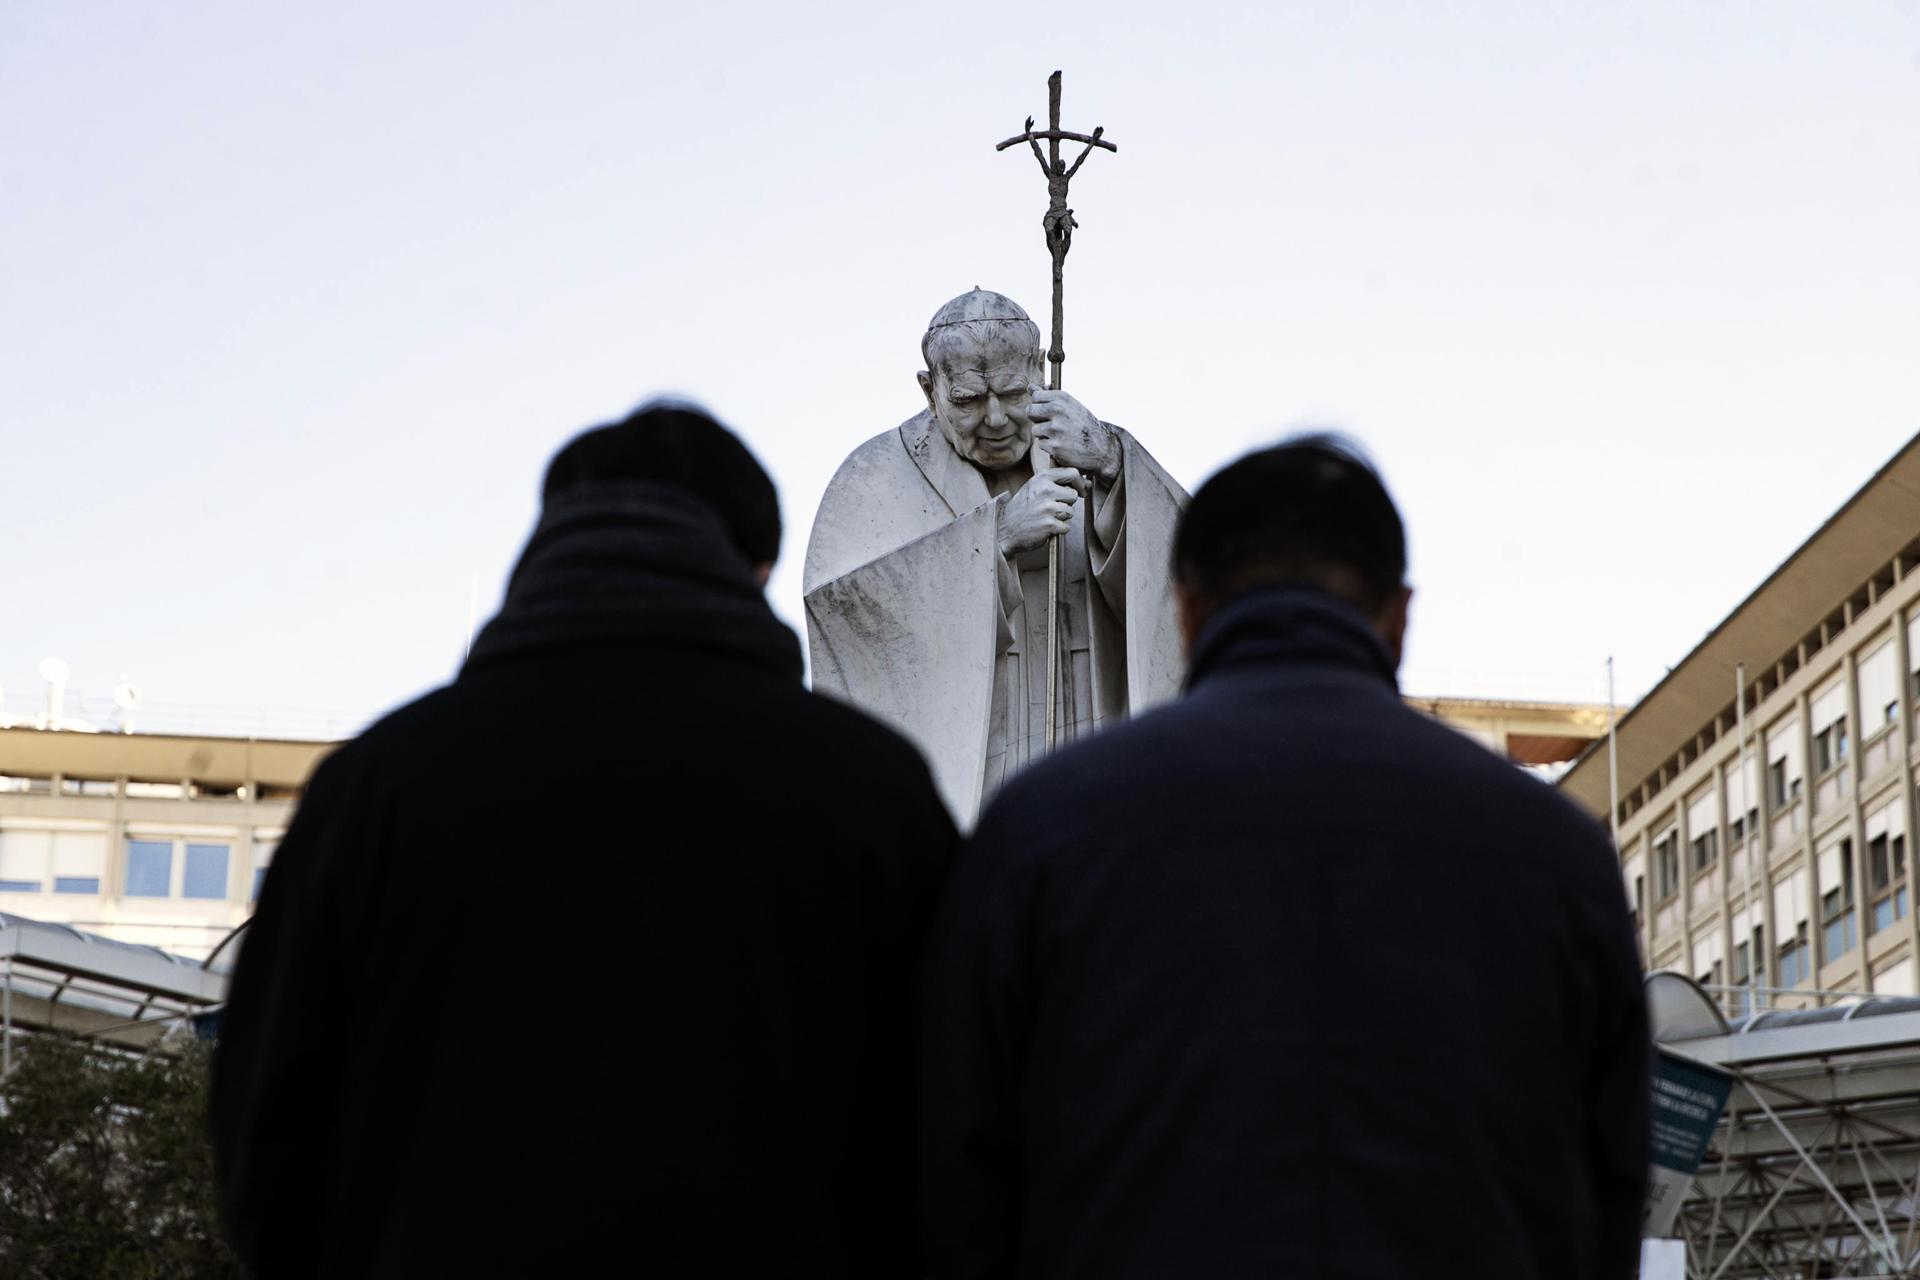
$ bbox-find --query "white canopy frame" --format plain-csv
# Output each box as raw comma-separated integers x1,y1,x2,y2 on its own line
1665,990,1920,1278
0,912,227,1071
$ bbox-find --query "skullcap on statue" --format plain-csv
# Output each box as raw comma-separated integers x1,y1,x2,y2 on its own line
925,288,1033,330
921,289,1043,370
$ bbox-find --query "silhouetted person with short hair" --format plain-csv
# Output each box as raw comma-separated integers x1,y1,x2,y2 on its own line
214,401,958,1278
920,435,1649,1279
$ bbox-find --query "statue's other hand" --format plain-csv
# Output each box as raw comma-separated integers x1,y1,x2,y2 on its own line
1028,386,1121,485
998,467,1085,557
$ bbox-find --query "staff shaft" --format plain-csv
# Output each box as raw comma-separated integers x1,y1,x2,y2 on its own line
997,68,1114,758
1045,195,1066,755
1044,69,1066,753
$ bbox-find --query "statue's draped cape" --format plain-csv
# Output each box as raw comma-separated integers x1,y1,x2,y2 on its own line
804,409,1186,821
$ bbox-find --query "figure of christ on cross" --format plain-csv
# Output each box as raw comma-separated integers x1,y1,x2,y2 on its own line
1023,117,1106,259
994,70,1117,383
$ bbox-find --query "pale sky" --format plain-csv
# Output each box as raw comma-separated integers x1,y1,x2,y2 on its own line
4,1,1918,737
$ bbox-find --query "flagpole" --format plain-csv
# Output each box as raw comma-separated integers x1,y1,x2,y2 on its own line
1738,661,1758,1014
1607,657,1620,851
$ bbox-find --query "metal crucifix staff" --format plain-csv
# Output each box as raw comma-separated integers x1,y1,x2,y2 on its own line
996,70,1116,754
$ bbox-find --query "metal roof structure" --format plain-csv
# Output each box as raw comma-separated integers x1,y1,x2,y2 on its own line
0,912,228,1070
1656,972,1920,1277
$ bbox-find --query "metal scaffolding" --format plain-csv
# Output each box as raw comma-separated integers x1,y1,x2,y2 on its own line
1661,986,1920,1278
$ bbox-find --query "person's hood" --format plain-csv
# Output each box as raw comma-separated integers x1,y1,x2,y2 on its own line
464,479,802,680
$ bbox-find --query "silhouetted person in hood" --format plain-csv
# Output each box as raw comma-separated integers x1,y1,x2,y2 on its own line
214,401,957,1278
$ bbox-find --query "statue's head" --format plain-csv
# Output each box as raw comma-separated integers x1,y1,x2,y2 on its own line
917,289,1047,473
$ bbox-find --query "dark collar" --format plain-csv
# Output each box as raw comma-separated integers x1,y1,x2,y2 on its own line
1185,584,1399,693
463,479,802,681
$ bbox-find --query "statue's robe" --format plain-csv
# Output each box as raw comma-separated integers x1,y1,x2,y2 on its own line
804,409,1187,823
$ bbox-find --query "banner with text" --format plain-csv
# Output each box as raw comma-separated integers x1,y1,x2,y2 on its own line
1644,1048,1735,1237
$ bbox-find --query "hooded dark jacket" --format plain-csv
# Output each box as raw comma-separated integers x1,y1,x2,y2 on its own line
920,585,1649,1280
212,481,958,1278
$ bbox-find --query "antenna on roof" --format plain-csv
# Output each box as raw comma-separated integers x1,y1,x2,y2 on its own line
114,673,141,735
38,657,70,730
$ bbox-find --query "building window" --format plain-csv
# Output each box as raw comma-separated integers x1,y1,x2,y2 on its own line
1732,923,1766,1014
1690,828,1719,874
1727,761,1762,848
1860,639,1898,737
1729,809,1756,848
125,840,173,898
1766,720,1805,820
1869,802,1909,935
1654,831,1681,903
1686,789,1718,874
1778,922,1812,988
1820,840,1857,961
1813,718,1849,776
1909,612,1920,707
0,830,108,895
0,832,52,890
182,843,229,900
0,830,48,892
1769,759,1800,809
124,836,233,901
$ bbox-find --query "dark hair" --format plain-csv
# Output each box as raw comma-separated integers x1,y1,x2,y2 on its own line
542,400,781,565
1173,433,1406,616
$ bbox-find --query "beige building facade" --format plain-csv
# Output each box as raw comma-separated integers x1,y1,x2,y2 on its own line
1561,434,1920,1009
1411,696,1611,770
0,727,333,960
0,696,1597,968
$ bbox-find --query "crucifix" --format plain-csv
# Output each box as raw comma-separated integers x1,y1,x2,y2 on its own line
996,70,1118,393
996,70,1117,753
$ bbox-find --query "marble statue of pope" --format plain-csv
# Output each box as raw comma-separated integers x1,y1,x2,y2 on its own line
803,289,1188,823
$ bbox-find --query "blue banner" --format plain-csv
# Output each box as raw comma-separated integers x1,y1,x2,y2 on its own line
1650,1049,1733,1175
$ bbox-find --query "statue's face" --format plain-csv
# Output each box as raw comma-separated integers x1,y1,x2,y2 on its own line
920,333,1046,472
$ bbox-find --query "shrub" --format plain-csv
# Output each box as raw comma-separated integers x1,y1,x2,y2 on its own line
0,1034,240,1279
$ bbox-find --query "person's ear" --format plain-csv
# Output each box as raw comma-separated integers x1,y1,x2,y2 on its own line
917,369,936,412
753,563,774,589
1375,584,1413,670
1176,581,1211,662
